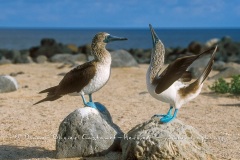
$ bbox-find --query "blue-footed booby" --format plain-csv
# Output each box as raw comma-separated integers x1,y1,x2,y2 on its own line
147,24,217,123
34,32,127,110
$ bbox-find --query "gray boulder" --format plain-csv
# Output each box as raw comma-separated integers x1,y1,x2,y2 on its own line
50,53,87,63
188,41,203,54
5,50,21,63
29,38,73,58
110,50,138,67
18,50,33,64
213,60,226,71
216,37,240,62
129,48,151,64
0,75,18,93
165,47,188,63
56,103,123,158
0,57,12,65
121,118,215,160
36,55,48,63
211,62,240,80
0,49,32,64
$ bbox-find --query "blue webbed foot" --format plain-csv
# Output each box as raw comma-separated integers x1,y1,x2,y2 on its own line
85,102,97,109
81,94,106,112
159,115,176,123
153,106,173,117
153,114,173,123
85,102,106,112
153,107,178,124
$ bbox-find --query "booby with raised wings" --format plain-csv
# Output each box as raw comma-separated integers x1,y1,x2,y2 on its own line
146,24,217,123
34,32,127,110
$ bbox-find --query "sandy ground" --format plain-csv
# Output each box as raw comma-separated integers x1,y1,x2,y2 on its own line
0,62,240,160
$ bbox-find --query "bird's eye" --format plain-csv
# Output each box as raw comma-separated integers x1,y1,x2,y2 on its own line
103,36,109,43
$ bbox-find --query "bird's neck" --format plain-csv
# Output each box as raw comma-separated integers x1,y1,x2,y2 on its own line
148,49,165,84
92,42,111,65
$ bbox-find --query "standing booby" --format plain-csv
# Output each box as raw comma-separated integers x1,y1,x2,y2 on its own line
34,32,127,110
146,24,217,123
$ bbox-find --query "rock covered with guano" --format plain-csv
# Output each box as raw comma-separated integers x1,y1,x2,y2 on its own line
121,118,216,160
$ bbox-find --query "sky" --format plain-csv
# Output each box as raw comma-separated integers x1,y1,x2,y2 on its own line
0,0,239,28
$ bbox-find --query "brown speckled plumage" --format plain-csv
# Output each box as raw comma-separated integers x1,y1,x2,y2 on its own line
91,32,110,62
149,25,165,84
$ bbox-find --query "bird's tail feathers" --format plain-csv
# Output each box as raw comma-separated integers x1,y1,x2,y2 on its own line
39,86,57,94
198,46,218,84
33,95,61,105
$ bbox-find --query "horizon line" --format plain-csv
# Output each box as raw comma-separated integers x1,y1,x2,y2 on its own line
0,26,240,30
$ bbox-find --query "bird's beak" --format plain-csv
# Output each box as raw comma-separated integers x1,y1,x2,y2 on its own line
149,24,160,46
104,35,128,43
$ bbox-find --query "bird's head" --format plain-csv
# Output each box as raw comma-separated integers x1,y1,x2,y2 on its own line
148,24,165,83
93,32,127,44
149,24,162,49
149,24,165,58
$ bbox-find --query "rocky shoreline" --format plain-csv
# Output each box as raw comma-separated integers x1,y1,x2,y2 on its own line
0,36,239,64
1,36,240,79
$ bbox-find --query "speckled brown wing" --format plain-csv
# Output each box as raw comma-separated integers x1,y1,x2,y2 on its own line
154,46,216,94
34,61,96,105
55,61,97,95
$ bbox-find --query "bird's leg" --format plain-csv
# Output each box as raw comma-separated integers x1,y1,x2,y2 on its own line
166,106,173,116
81,94,87,105
81,94,97,109
86,94,98,109
89,94,93,102
154,106,173,117
81,94,106,112
153,106,178,123
160,109,178,123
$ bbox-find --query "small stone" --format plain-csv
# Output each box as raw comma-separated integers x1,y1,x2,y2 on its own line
0,75,18,93
10,71,24,77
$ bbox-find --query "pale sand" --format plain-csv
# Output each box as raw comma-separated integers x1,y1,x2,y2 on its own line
0,63,240,160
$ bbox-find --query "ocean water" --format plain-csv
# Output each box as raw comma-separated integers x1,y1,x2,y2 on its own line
0,28,239,50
